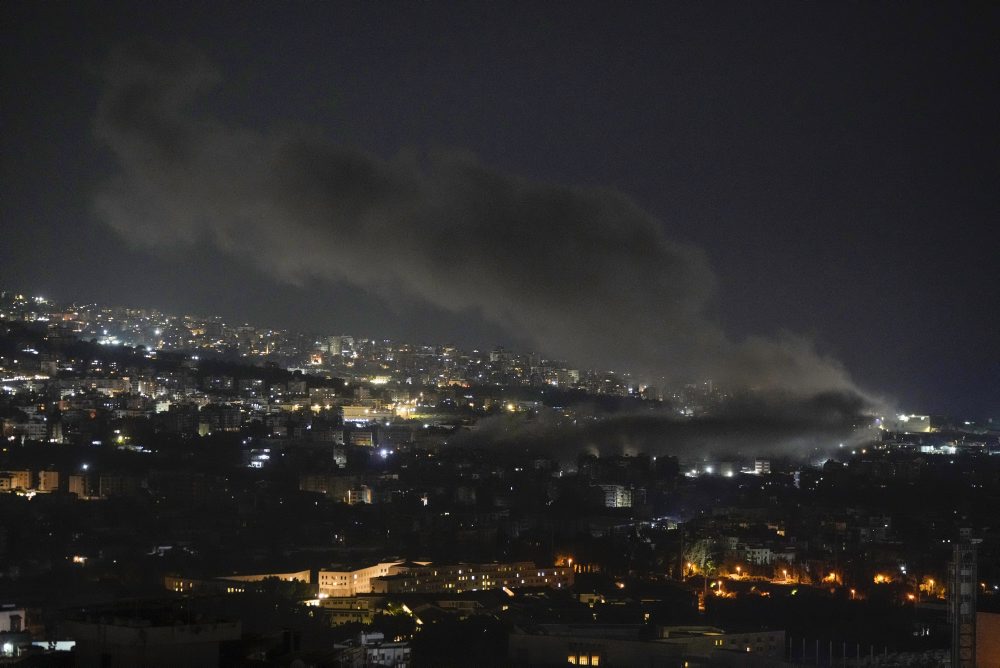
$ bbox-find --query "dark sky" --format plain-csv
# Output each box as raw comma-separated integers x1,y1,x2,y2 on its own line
2,1,998,417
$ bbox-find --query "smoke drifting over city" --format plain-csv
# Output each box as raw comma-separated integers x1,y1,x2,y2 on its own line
458,390,873,463
5,6,998,661
95,42,869,405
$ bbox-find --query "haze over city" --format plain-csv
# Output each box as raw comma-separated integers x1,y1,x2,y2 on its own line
4,2,997,416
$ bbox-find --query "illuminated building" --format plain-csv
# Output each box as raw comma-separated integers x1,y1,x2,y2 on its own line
0,471,30,491
348,430,374,447
329,335,354,356
312,595,384,625
318,561,409,597
345,486,373,505
36,470,59,492
599,484,633,508
317,560,572,597
894,414,933,433
164,569,311,594
0,606,25,633
369,561,573,594
341,405,393,424
744,546,773,565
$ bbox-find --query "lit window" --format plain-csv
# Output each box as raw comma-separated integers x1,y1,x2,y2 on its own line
579,656,590,665
567,656,577,665
591,656,600,666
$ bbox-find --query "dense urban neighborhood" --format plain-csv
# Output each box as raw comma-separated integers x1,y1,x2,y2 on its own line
1,291,997,666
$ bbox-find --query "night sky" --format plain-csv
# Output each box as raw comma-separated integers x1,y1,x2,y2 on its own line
2,2,998,416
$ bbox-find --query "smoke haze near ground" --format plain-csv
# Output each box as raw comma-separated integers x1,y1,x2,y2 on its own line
453,390,874,463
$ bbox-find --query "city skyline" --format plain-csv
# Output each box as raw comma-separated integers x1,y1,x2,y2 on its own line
0,287,988,423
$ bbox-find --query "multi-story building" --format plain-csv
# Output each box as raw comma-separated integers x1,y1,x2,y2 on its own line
68,474,93,499
743,546,773,566
950,537,977,668
36,470,59,492
369,561,573,595
345,486,373,505
314,595,385,625
318,562,409,597
0,471,31,491
98,474,141,499
599,484,633,508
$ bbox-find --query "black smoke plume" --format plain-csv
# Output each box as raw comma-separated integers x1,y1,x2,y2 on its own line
94,42,879,408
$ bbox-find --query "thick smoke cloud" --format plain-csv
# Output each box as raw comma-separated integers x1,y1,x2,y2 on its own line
94,42,871,399
454,391,874,463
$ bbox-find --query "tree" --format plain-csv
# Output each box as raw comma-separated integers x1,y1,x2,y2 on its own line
684,539,716,575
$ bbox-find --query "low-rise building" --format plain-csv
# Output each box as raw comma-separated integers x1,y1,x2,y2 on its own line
510,624,785,667
313,595,385,625
165,569,311,595
64,608,240,668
